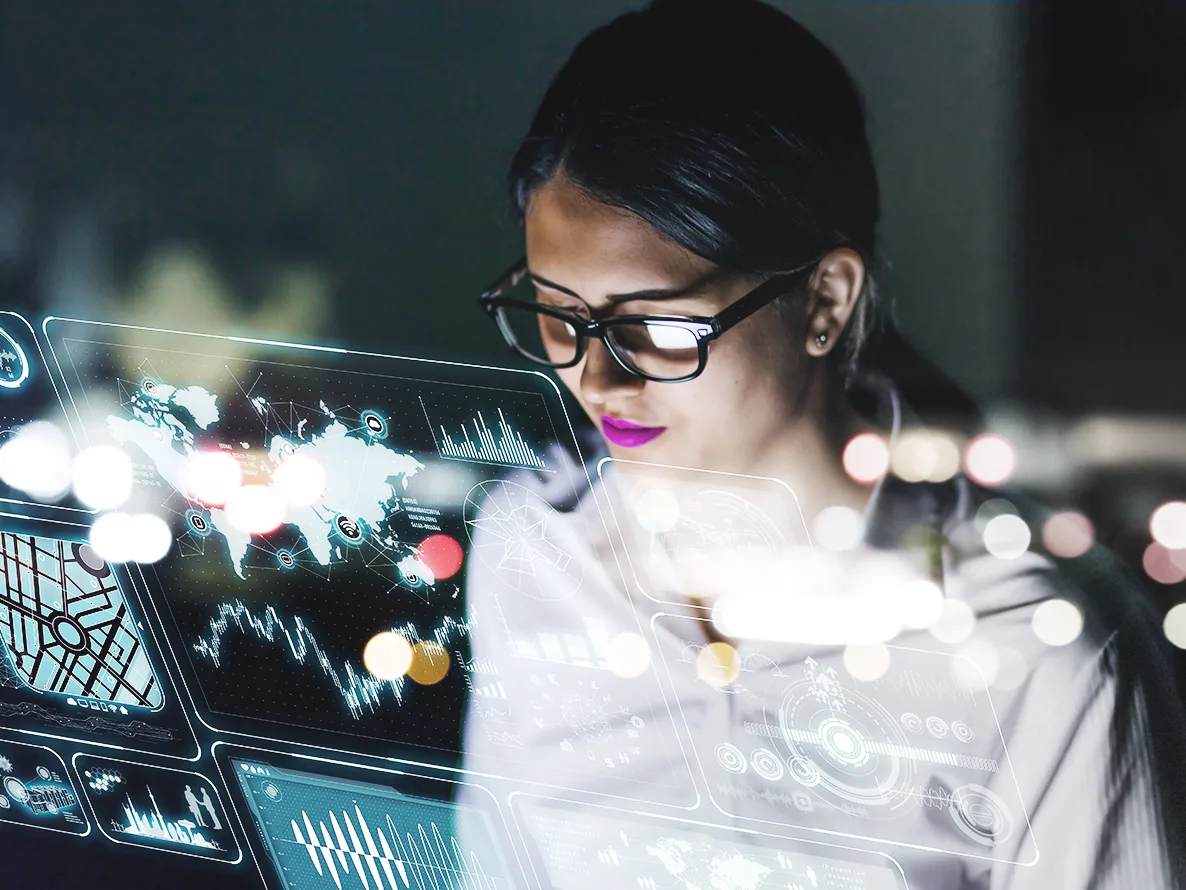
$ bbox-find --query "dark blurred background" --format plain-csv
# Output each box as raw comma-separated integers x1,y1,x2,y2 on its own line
1,1,1185,886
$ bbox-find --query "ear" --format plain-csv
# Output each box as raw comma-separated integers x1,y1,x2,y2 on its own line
804,247,866,358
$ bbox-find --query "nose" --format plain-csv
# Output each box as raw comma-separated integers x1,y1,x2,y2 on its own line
579,338,645,407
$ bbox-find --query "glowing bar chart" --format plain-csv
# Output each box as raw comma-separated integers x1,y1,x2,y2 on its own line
431,405,547,471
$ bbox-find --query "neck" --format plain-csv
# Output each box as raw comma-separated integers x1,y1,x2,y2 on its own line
745,368,881,526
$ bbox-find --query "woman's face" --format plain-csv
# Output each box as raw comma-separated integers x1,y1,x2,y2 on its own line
524,174,827,476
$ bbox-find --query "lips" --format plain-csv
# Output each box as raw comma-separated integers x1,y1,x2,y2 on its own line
600,415,667,448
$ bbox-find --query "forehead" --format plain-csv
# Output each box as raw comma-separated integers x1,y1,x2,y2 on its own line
523,174,717,293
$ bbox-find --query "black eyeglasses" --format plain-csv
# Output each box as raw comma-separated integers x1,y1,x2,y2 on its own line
478,257,819,383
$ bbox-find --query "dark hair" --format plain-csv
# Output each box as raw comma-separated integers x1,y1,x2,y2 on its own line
508,0,878,370
507,0,980,423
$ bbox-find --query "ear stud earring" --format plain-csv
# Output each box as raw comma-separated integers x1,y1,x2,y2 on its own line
815,332,829,348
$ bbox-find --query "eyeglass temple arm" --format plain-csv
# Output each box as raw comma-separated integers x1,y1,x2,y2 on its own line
711,267,811,335
480,257,529,300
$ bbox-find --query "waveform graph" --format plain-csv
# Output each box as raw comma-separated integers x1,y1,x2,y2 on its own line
192,599,472,722
233,761,516,890
421,397,549,472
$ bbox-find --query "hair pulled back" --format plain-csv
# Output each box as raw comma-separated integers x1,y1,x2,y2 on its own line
507,0,882,378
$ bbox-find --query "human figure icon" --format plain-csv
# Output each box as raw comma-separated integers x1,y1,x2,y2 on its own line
184,784,206,828
199,786,222,830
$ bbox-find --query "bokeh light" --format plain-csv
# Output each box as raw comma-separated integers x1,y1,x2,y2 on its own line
607,632,652,679
72,445,134,510
963,433,1017,486
634,487,681,533
953,640,999,690
1031,598,1084,646
225,484,285,535
182,450,242,505
843,433,890,484
1150,501,1186,550
991,646,1028,691
1041,511,1094,558
843,642,890,681
416,534,464,580
983,514,1031,560
812,505,865,552
407,641,450,685
362,631,414,681
272,454,326,507
89,512,172,563
0,420,73,500
897,579,945,630
890,430,961,483
929,598,976,644
1143,542,1186,585
1164,603,1186,650
696,641,741,688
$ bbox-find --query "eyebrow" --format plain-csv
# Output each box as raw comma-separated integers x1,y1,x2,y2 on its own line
527,269,723,304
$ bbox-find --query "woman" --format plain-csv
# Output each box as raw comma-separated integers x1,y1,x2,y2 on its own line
460,2,1186,887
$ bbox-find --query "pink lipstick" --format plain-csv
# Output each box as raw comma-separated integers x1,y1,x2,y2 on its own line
601,415,667,448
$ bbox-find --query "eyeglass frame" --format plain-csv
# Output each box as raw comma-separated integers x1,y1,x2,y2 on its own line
478,255,821,383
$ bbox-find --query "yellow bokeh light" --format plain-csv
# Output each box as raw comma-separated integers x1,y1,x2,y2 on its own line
362,631,413,681
696,641,741,688
407,640,451,685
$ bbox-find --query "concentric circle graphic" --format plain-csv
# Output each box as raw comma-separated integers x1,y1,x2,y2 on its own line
714,742,747,775
750,747,785,782
951,720,975,743
773,676,916,815
949,783,1014,847
901,712,924,734
926,716,949,739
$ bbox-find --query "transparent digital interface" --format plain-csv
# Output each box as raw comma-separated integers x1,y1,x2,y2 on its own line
655,614,1036,864
75,752,241,862
596,457,812,607
0,312,90,520
45,320,592,762
0,316,1052,889
514,796,907,890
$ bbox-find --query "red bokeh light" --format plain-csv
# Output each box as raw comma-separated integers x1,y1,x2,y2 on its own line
416,534,464,580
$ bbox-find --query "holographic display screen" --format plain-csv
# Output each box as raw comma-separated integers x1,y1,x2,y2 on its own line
232,759,516,890
45,320,586,759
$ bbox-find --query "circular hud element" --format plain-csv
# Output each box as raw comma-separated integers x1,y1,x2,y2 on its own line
949,783,1014,847
658,489,787,566
774,678,916,816
749,747,785,782
464,479,584,601
715,743,747,775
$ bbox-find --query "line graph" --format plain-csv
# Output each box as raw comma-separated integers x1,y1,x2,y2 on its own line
193,601,471,720
235,762,513,890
